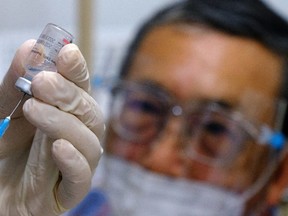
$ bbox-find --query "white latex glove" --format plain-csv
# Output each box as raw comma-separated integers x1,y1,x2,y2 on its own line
0,40,104,216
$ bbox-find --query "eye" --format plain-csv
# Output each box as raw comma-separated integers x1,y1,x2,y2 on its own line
126,98,162,115
121,96,166,132
204,121,228,136
185,112,245,160
111,92,168,144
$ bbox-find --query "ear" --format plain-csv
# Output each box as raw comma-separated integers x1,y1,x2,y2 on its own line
266,152,288,205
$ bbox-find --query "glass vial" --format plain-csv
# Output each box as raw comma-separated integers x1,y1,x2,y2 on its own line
15,23,74,95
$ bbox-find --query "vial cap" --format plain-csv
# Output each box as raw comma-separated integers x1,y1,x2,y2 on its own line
15,77,32,95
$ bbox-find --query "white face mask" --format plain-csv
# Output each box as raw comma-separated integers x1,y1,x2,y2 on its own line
101,156,250,216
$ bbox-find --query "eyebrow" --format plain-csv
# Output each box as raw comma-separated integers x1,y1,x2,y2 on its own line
125,79,236,110
212,100,233,110
137,80,167,90
133,80,173,97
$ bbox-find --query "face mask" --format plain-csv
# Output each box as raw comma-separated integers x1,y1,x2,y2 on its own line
101,156,249,216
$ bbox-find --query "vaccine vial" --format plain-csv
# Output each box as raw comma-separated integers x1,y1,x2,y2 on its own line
15,23,74,95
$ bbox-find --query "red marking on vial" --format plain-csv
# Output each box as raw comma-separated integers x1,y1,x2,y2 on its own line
63,38,70,44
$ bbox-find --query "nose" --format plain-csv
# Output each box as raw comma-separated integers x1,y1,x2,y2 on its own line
140,116,186,177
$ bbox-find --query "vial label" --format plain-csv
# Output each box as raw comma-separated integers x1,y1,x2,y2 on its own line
15,23,74,95
23,23,74,81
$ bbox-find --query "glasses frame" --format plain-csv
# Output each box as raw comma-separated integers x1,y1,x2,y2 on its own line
110,80,286,153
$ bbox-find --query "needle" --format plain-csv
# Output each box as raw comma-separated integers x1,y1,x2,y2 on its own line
0,93,26,138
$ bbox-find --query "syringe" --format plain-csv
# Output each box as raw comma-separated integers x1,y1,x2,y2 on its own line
0,23,73,138
0,93,26,138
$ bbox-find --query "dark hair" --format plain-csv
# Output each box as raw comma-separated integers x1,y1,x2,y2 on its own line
118,0,288,133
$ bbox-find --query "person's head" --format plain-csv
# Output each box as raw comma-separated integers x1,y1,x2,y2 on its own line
103,0,288,215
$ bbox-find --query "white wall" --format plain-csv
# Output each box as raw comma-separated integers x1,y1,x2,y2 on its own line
0,0,77,31
0,0,76,80
1,0,288,78
0,0,176,118
94,0,177,81
261,0,288,21
1,0,287,116
0,0,175,80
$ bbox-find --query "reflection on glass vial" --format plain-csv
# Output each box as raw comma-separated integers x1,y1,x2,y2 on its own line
15,23,74,95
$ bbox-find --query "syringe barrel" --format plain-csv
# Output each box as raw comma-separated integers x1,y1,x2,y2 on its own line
0,117,10,138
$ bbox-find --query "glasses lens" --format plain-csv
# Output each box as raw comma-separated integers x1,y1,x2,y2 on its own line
185,106,247,164
111,83,169,144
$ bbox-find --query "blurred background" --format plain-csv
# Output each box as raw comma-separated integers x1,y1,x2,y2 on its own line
1,0,287,116
0,0,175,80
0,0,176,116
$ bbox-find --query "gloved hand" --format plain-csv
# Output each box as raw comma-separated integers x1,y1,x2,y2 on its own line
0,39,104,216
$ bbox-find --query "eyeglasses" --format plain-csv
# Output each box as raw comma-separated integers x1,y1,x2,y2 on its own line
109,80,286,166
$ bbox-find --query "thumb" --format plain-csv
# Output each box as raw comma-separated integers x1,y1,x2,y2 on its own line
0,39,35,118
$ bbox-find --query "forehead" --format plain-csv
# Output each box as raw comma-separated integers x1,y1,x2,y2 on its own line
126,24,283,120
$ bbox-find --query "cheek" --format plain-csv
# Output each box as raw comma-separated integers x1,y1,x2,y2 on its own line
184,159,253,192
105,127,151,162
185,140,272,192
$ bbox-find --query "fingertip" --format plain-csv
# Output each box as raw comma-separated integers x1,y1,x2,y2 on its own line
52,139,90,175
10,39,36,77
57,43,90,91
22,98,33,116
0,40,36,110
52,139,74,160
59,43,79,53
57,43,84,71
